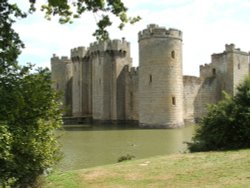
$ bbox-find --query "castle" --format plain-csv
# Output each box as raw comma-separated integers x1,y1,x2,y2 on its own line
51,24,250,128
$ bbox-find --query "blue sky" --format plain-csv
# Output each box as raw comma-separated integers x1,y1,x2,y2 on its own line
13,0,250,76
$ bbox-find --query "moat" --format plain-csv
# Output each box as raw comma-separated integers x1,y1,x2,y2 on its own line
57,124,196,171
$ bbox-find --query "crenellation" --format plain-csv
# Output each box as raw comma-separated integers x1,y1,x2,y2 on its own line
139,24,182,42
51,55,71,64
70,46,87,59
88,39,130,55
225,43,235,52
130,67,138,75
51,23,250,127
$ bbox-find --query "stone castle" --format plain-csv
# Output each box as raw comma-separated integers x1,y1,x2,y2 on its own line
51,24,250,128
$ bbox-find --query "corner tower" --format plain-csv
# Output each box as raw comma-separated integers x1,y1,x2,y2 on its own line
138,24,184,128
51,55,73,116
71,46,88,117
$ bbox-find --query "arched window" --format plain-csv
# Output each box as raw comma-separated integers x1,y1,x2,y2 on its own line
171,51,175,59
238,63,241,70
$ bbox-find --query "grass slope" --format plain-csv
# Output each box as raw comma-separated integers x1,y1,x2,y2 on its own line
45,150,250,188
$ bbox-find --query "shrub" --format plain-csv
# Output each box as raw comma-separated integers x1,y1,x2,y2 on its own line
0,68,62,187
117,154,135,163
188,77,250,152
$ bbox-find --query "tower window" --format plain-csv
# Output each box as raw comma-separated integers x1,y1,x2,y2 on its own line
238,63,240,69
149,74,152,83
171,51,175,59
172,97,176,106
212,68,216,76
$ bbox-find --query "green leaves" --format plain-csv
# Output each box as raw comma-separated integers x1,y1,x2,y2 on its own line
189,77,250,152
38,0,140,40
0,67,63,187
0,0,139,186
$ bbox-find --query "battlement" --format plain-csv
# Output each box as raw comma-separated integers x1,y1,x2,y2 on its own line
129,67,138,75
183,75,203,84
71,46,87,58
51,54,71,63
138,24,182,41
225,43,235,52
88,38,130,55
124,65,139,75
211,44,249,59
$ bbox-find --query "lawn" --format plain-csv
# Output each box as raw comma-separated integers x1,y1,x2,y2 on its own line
45,149,250,188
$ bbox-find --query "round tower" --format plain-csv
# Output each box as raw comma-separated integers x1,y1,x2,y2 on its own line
138,24,184,128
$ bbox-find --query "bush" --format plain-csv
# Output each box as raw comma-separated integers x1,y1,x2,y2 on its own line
0,68,62,187
188,77,250,152
117,154,135,163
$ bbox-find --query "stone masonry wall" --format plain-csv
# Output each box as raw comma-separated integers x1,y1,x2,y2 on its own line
89,39,132,121
183,76,202,122
193,77,219,121
51,55,73,115
71,47,87,117
123,66,139,120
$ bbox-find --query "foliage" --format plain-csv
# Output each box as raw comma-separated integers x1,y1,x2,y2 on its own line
0,0,26,75
0,0,138,186
188,77,250,152
117,154,135,162
0,0,140,187
0,67,63,187
29,0,141,40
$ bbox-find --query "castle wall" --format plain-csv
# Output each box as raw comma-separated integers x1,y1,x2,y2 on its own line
193,77,219,120
138,24,184,128
51,55,73,115
231,49,249,95
122,66,139,120
116,55,133,120
91,52,105,119
81,57,92,115
183,76,202,122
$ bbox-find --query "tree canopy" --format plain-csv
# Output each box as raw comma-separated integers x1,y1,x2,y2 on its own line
29,0,140,40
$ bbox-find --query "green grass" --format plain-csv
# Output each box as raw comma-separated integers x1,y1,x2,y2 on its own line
44,149,250,188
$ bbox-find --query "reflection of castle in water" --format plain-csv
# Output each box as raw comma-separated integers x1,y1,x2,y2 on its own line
51,24,250,128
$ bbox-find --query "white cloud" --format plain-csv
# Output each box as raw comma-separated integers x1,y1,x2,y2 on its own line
12,0,250,76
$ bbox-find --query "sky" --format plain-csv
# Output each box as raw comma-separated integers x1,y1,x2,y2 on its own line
13,0,250,76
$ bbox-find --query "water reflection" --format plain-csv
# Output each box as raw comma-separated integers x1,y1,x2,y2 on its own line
57,125,195,171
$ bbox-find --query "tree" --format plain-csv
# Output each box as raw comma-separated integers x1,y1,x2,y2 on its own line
30,0,140,40
0,0,138,186
188,77,250,152
0,66,62,187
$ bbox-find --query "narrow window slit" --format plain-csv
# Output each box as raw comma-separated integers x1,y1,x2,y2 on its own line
172,97,176,106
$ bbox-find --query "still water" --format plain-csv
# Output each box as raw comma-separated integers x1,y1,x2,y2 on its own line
57,125,196,171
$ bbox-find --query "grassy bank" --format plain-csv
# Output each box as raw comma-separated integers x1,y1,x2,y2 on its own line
45,149,250,188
